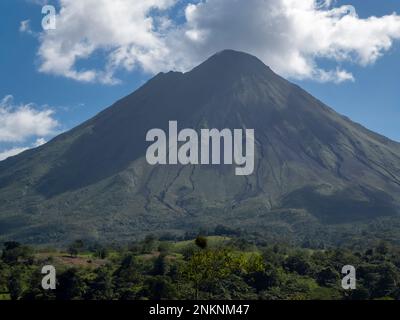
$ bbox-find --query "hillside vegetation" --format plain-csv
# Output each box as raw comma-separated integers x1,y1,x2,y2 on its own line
1,235,399,300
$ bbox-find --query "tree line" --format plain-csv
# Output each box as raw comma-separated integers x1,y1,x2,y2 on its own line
0,235,399,300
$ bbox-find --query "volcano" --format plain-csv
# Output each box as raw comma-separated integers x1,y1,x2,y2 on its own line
1,50,400,244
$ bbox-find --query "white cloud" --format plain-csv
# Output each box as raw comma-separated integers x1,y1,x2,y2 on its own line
0,147,29,161
33,137,47,147
0,95,58,142
19,19,33,34
0,94,55,161
0,139,47,161
36,0,400,83
37,0,177,84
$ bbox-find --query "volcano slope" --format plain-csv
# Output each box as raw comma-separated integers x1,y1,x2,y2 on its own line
1,50,400,245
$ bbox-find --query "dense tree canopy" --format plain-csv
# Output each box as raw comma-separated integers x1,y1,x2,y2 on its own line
1,236,400,300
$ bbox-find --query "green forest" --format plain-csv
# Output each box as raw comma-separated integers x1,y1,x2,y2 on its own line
1,233,400,300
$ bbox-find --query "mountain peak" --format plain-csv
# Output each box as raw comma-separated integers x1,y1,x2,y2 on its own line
2,50,400,244
214,49,260,59
189,49,272,79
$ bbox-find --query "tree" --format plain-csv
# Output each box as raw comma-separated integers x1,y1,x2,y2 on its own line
142,276,178,300
152,253,168,276
3,241,21,252
87,265,114,300
0,261,10,294
2,242,34,264
56,268,87,300
376,241,390,256
158,242,172,254
94,247,109,259
284,254,312,276
373,262,399,298
68,240,84,258
8,266,28,300
8,274,23,300
181,249,233,299
142,235,157,253
246,269,279,292
316,267,339,287
22,269,56,300
346,286,370,300
113,255,144,299
195,236,208,250
181,249,261,299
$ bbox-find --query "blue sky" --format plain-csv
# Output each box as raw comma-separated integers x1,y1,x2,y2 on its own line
1,0,400,160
